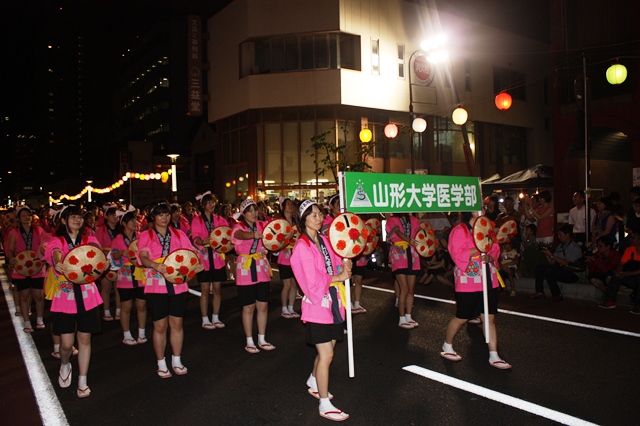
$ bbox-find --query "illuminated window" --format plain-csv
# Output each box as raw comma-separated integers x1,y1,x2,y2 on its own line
397,45,405,78
371,39,379,75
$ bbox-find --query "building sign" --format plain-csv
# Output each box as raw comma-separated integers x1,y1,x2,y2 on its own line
413,55,434,85
187,15,203,117
342,172,481,213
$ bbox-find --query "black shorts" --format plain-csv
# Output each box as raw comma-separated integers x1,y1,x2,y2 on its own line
455,287,498,319
52,308,101,335
197,266,227,283
146,292,188,321
118,287,146,302
306,322,345,345
393,268,420,276
237,282,271,306
352,265,366,277
278,264,294,280
14,277,44,291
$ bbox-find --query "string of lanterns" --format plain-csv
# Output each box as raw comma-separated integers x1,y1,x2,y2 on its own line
49,168,173,204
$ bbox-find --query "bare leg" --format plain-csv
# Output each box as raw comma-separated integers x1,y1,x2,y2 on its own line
120,300,133,332
100,277,112,315
152,317,168,360
19,289,31,324
444,316,468,345
242,304,256,338
281,278,292,308
256,301,268,335
314,340,336,399
168,316,184,356
479,313,498,352
212,282,222,315
59,333,75,365
76,331,91,376
135,299,147,329
406,275,416,315
33,288,44,319
199,282,210,317
396,274,408,317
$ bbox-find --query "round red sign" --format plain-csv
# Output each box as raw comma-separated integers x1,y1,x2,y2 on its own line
413,55,434,85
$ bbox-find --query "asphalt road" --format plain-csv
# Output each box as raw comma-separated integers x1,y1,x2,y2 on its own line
2,266,640,425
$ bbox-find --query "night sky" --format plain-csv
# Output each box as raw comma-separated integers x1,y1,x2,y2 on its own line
0,0,548,188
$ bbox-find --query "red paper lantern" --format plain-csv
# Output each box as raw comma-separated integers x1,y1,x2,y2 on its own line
495,91,512,111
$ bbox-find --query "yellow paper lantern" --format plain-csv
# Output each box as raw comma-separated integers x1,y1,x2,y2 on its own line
161,172,169,183
359,128,372,143
606,63,627,85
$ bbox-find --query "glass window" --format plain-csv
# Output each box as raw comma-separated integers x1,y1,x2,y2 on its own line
255,38,271,73
300,122,318,184
435,117,475,163
301,35,314,70
285,37,298,71
329,34,338,69
371,39,380,75
339,34,360,70
314,35,329,69
397,44,405,78
283,123,299,185
487,123,526,166
272,37,285,72
264,123,281,186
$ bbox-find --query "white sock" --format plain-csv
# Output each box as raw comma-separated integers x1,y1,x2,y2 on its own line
354,301,361,309
399,316,406,324
104,309,112,317
443,342,454,353
202,316,211,324
489,351,501,363
36,317,44,325
157,358,167,371
405,313,413,322
54,344,60,353
212,314,220,323
172,355,183,368
258,334,267,345
115,308,121,317
319,398,337,413
306,373,317,390
287,305,295,313
395,298,399,307
138,328,146,338
246,337,255,347
123,330,133,340
24,320,32,329
282,306,289,314
78,375,87,388
60,362,71,375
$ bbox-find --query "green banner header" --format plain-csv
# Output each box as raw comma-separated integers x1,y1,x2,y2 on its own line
342,172,482,213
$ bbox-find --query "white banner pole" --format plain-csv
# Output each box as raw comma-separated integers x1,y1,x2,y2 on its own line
338,172,355,378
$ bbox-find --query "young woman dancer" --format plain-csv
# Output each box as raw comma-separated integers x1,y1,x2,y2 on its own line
45,205,103,398
231,199,274,353
110,209,147,346
138,202,200,378
191,192,229,329
291,199,352,421
95,204,121,321
385,213,421,329
6,206,47,332
278,197,300,318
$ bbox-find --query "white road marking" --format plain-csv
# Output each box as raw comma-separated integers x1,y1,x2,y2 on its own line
0,268,69,426
363,284,640,338
403,365,598,426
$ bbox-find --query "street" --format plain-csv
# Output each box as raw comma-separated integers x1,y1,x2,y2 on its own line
2,266,639,425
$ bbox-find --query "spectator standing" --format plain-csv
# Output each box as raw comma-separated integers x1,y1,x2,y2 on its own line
568,190,595,246
524,191,555,244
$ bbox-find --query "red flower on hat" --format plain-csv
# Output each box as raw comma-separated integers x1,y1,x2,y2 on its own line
276,233,285,242
96,262,105,271
166,266,175,274
68,256,79,266
87,250,96,259
221,238,229,245
336,240,346,251
187,271,196,279
334,222,345,232
427,239,434,247
85,276,95,283
176,254,184,263
30,251,37,258
352,245,361,255
285,226,291,233
215,229,221,236
190,257,197,266
175,277,183,284
274,223,281,231
179,266,189,275
348,228,360,241
266,234,273,241
350,215,360,225
25,260,33,267
476,232,485,241
68,272,78,281
81,264,93,275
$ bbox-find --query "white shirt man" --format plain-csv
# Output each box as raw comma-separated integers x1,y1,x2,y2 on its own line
568,191,595,245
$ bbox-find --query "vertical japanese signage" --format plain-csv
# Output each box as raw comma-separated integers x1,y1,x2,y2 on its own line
187,15,202,117
342,172,481,213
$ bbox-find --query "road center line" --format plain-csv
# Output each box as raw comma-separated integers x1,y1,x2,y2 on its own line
0,268,69,426
363,284,640,338
403,365,598,426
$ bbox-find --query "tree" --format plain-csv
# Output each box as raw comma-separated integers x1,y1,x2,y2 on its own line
307,125,376,185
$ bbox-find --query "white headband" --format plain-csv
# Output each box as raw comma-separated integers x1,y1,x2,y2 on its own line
116,205,136,220
240,198,256,213
299,199,317,217
195,191,211,202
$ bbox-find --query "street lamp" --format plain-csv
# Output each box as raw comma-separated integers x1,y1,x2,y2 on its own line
86,180,93,203
167,154,180,201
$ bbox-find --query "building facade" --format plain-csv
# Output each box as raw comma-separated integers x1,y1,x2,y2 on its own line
205,0,552,204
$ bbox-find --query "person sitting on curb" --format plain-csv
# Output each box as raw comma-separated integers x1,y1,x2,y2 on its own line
599,231,640,314
585,235,620,292
529,224,582,302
